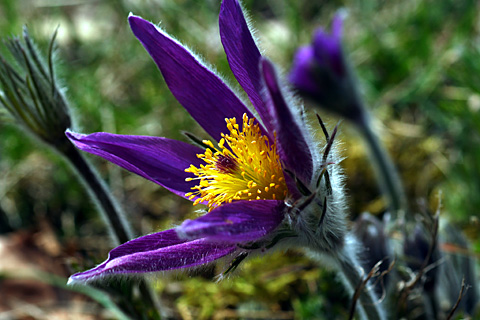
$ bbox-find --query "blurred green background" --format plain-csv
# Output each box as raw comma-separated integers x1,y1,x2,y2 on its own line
0,0,478,319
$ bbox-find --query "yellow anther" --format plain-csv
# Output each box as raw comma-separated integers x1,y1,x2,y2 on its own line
203,140,215,149
183,114,288,209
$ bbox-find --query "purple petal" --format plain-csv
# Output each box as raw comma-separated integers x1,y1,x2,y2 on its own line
289,46,318,94
66,130,203,199
68,229,236,283
177,200,286,242
129,15,255,142
260,59,313,183
331,13,344,39
313,14,345,77
219,0,274,135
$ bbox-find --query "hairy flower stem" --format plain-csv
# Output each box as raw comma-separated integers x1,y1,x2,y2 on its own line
337,249,385,320
308,234,386,319
62,142,133,244
61,141,164,318
336,235,386,320
357,112,408,220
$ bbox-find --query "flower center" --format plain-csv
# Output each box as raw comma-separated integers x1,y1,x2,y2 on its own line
185,114,287,209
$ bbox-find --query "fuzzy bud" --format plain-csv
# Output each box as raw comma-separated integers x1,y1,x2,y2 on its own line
289,11,365,125
0,27,73,151
403,224,440,293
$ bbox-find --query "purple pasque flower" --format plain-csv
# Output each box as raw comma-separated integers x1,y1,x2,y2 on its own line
290,12,365,124
67,0,344,284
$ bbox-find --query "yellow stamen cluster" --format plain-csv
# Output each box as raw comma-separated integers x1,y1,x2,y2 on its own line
185,114,287,209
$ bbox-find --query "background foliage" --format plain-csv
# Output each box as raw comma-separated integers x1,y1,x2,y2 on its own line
0,0,478,319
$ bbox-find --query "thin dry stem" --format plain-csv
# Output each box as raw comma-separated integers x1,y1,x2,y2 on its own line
446,277,470,320
348,260,386,320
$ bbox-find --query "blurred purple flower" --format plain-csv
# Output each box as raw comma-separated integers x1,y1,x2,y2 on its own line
352,213,392,294
403,224,440,293
67,0,326,284
290,12,365,124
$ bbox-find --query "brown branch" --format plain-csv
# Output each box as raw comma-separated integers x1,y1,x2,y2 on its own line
371,259,396,303
446,277,469,320
348,260,382,320
399,207,440,307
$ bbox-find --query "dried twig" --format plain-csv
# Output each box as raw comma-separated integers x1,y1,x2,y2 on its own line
371,259,396,303
399,205,440,307
348,260,382,320
446,277,469,320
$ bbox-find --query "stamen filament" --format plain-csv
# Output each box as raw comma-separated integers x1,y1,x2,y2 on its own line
185,114,287,209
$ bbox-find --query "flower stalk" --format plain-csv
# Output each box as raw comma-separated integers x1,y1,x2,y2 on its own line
357,113,408,220
0,27,162,318
62,141,133,244
299,119,386,320
336,241,386,320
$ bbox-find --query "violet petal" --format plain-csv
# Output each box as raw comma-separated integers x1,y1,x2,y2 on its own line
68,229,236,283
313,14,345,77
177,200,286,242
129,15,255,142
332,13,344,39
66,130,202,199
260,58,313,183
219,0,274,135
289,46,318,94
